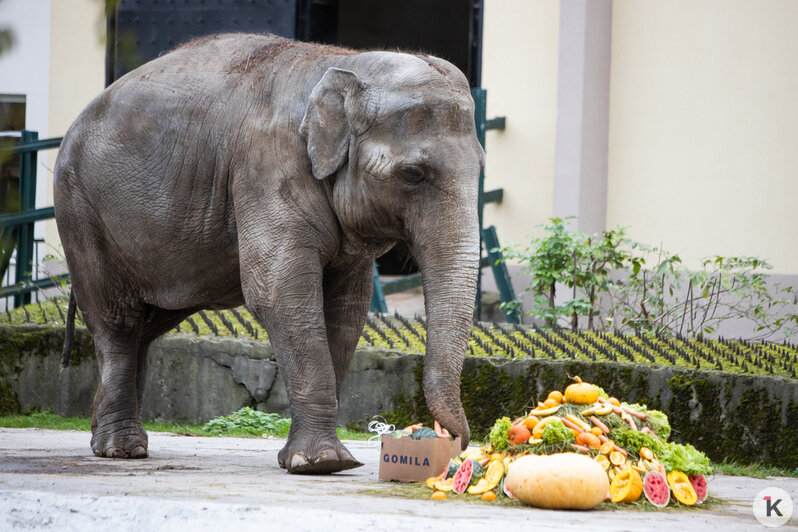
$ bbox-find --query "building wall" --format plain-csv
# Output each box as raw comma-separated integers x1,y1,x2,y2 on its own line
44,0,105,253
481,0,560,248
607,0,798,274
0,0,51,219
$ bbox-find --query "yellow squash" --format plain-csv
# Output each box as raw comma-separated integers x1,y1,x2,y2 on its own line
467,460,506,494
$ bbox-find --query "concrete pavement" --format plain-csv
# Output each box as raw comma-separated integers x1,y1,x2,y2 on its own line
0,428,795,531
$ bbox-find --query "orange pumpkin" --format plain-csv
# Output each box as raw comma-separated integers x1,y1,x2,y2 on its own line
564,376,599,404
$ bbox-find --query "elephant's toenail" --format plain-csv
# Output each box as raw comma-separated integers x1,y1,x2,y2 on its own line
316,449,337,463
130,446,148,458
106,447,125,458
290,454,309,469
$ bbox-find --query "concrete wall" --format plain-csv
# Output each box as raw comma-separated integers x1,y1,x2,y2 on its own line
3,325,797,468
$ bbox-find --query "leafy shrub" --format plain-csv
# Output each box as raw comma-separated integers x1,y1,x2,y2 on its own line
202,407,291,436
500,218,798,340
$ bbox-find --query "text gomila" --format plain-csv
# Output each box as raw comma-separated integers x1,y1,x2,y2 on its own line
383,453,431,467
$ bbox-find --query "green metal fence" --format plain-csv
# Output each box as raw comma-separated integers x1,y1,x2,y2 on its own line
0,131,68,308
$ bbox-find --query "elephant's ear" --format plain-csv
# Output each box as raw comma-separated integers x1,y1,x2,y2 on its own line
300,68,366,180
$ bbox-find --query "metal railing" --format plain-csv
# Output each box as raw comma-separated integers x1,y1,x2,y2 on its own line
0,131,68,309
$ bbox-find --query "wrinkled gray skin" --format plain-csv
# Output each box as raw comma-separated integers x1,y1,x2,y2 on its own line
53,34,483,474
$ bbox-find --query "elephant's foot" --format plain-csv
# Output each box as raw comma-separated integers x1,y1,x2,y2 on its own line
277,431,362,474
91,421,149,459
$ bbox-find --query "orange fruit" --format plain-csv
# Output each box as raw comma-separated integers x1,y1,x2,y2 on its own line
639,447,654,461
600,442,614,455
542,397,559,409
508,424,531,445
608,397,621,407
522,416,540,431
576,431,602,449
547,390,564,404
591,427,603,437
595,454,610,470
489,452,505,463
481,491,496,501
431,490,447,500
609,451,626,466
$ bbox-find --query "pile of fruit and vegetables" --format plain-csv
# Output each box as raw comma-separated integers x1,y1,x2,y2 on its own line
423,376,712,509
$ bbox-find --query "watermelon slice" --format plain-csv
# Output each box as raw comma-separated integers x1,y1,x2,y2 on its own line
688,474,708,504
452,459,474,494
643,471,670,508
500,476,516,499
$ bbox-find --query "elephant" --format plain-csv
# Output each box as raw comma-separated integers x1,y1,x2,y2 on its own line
53,33,484,474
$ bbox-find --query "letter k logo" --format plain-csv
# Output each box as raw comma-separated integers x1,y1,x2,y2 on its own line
764,496,783,517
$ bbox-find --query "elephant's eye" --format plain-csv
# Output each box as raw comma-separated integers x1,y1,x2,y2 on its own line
398,164,425,185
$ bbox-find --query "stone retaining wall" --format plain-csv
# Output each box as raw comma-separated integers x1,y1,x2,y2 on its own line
2,325,796,468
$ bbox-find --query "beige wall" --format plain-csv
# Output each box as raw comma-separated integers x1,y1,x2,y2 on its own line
45,0,106,253
607,0,798,274
481,0,561,247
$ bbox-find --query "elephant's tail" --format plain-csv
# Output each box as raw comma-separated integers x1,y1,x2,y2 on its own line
60,290,77,370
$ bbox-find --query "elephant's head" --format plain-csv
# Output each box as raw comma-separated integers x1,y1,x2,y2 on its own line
300,53,484,448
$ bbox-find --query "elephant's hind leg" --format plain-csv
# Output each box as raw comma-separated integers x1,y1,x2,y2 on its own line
89,308,149,459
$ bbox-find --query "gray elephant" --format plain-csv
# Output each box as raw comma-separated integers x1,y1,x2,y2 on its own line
53,33,483,474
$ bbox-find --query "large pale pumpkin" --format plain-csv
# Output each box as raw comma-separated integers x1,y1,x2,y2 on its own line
505,453,609,510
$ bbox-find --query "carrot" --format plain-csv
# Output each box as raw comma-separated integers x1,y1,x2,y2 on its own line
590,416,610,434
623,406,647,420
611,405,623,415
570,444,590,453
624,413,638,431
561,418,584,433
641,427,663,444
598,397,610,404
612,443,628,456
598,434,609,444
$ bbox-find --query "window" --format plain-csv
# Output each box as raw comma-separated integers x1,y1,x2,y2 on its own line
0,94,25,134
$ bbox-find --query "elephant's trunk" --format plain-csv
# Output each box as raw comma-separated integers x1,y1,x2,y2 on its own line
413,225,479,450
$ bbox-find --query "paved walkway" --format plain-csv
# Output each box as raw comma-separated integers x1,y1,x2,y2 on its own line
0,429,795,531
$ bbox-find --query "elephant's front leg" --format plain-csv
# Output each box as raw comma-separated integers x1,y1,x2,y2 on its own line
323,258,374,401
242,247,361,474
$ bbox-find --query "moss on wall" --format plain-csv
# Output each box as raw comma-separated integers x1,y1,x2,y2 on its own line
1,324,796,468
0,325,94,415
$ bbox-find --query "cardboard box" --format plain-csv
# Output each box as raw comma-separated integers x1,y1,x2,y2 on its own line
378,434,462,482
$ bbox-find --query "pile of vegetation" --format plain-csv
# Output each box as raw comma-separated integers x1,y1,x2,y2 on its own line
421,376,712,509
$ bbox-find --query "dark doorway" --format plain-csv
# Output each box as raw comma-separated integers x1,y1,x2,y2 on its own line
106,0,483,275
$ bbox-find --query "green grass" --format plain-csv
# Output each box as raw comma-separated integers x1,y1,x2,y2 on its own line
2,297,796,379
0,409,371,441
711,458,798,478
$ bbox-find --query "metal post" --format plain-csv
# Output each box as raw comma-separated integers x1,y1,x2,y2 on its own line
14,130,37,307
370,262,388,313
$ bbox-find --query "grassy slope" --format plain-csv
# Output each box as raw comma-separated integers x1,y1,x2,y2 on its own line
3,298,797,379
